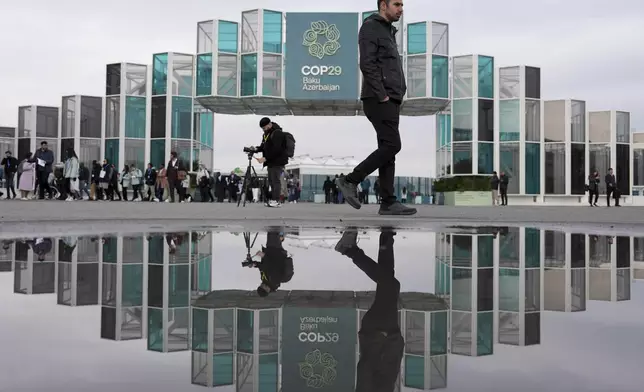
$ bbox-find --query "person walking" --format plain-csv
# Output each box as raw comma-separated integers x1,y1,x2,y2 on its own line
490,172,500,206
32,141,54,200
336,0,415,216
499,171,509,206
587,170,600,206
1,151,18,199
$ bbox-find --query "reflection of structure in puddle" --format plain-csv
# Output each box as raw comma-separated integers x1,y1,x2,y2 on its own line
587,235,631,302
0,240,13,272
191,290,448,391
13,238,56,295
57,237,99,307
634,237,644,280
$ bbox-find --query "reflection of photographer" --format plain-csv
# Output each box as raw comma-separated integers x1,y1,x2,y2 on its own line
254,117,289,208
244,230,294,297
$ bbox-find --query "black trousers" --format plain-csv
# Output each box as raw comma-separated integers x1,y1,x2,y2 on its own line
500,188,508,205
5,172,16,198
588,190,598,205
347,99,401,205
607,189,620,206
199,185,214,202
37,170,51,199
168,179,185,202
267,166,283,201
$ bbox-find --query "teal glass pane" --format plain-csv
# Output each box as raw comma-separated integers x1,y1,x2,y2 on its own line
452,236,472,267
199,112,214,147
237,309,254,353
525,143,541,194
124,97,146,138
148,308,164,352
499,268,519,311
197,256,212,292
168,265,190,308
407,22,427,54
192,308,209,352
171,97,192,139
478,142,494,174
102,237,117,263
437,113,451,147
263,11,282,53
196,54,212,96
525,228,541,268
500,100,520,141
404,355,424,389
259,354,278,392
218,21,238,53
150,139,166,169
432,55,449,98
430,311,448,355
477,236,494,267
435,261,450,296
451,268,472,311
453,99,472,141
104,139,119,169
476,312,493,356
362,11,377,21
213,353,234,386
152,53,168,95
122,264,143,306
240,54,258,96
477,56,494,99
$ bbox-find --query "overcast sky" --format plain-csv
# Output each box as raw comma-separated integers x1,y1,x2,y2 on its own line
0,230,642,391
0,0,642,176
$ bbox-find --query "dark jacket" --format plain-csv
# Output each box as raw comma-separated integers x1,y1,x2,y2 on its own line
1,156,19,174
258,232,292,291
490,175,500,190
79,165,90,182
257,123,288,168
605,174,616,190
91,163,101,184
588,174,600,192
99,164,112,183
145,168,157,186
359,14,406,102
167,158,186,181
32,148,54,172
499,175,509,190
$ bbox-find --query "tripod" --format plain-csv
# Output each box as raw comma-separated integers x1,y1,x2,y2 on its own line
238,153,258,207
241,231,259,266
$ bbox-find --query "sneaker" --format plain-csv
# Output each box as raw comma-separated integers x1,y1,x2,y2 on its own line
378,202,417,216
334,229,359,256
336,177,361,210
267,200,280,208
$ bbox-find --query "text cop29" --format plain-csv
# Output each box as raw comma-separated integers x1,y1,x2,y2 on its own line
298,332,340,343
301,65,343,76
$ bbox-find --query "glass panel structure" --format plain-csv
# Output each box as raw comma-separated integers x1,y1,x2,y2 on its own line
150,139,165,168
151,96,166,139
616,111,630,143
478,142,493,174
217,54,238,96
500,143,520,194
36,107,58,138
172,54,194,97
571,144,586,194
432,55,449,98
571,100,586,142
105,97,120,138
79,139,100,168
105,139,119,168
589,144,611,180
499,67,519,99
477,56,494,99
453,99,472,141
452,143,472,175
589,111,610,143
152,53,168,95
240,54,258,96
262,54,282,96
171,97,192,139
407,22,426,55
241,10,259,53
544,100,565,142
634,149,644,186
106,63,121,96
80,96,102,138
525,143,541,194
616,144,630,195
453,56,473,98
61,96,75,138
525,100,540,142
525,67,540,99
218,21,238,53
407,56,426,98
431,22,448,55
263,10,282,53
499,100,520,141
196,54,212,96
125,97,146,138
478,99,493,141
197,20,213,53
124,139,145,170
545,143,565,194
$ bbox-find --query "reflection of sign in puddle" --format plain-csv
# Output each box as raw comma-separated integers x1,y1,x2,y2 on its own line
298,348,338,388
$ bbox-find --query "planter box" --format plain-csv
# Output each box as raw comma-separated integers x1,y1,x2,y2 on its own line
443,191,491,206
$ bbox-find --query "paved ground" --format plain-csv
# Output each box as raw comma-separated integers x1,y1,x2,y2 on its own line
1,201,643,237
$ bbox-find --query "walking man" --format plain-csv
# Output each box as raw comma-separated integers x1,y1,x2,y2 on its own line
336,0,415,216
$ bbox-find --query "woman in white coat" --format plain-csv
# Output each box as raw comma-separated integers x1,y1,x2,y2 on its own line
63,148,80,201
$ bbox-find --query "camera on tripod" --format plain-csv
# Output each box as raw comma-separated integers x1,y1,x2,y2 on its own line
243,146,257,155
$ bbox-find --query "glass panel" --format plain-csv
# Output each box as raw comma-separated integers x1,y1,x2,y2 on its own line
148,307,164,352
196,53,212,96
499,143,520,194
478,142,493,174
124,139,145,171
477,312,493,355
241,54,258,96
104,139,119,168
18,106,34,138
407,55,426,98
452,235,472,267
105,97,120,138
106,63,121,96
525,66,540,99
125,63,147,96
152,53,168,95
213,309,234,352
217,54,238,96
616,236,630,269
241,10,259,53
432,55,449,98
478,236,494,267
499,99,520,141
61,139,74,163
545,143,565,195
122,264,143,306
170,140,191,164
478,99,493,141
263,10,282,53
404,355,424,389
197,20,213,53
477,269,494,311
431,22,448,55
259,309,279,353
150,96,166,139
453,99,472,141
168,264,190,307
571,233,586,268
430,311,448,355
589,111,610,143
103,237,118,264
589,144,611,186
525,99,540,142
171,53,194,96
171,97,192,139
453,56,473,98
125,97,146,138
36,107,58,138
499,67,519,99
635,149,644,186
213,353,234,386
616,111,630,143
544,100,565,142
452,142,472,175
499,268,519,311
407,22,426,54
525,312,541,345
61,96,75,138
218,21,238,53
79,139,100,170
525,228,541,268
616,144,630,195
571,144,586,194
545,230,566,268
0,126,14,138
477,56,494,99
258,353,278,391
80,96,102,138
237,309,254,353
525,143,541,194
262,54,282,96
192,308,209,352
452,268,472,311
571,100,586,142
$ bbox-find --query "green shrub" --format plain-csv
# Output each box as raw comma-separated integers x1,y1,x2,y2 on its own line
433,175,491,193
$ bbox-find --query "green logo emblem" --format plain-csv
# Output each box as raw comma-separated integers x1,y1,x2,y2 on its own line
302,20,341,59
298,348,338,388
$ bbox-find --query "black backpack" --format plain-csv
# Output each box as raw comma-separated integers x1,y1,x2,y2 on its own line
283,132,296,158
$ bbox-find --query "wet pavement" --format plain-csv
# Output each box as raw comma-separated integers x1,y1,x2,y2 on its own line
0,225,643,391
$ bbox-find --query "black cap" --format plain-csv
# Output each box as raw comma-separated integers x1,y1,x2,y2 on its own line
257,286,269,297
259,117,271,128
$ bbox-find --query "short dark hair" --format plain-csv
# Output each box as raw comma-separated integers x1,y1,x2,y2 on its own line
377,0,390,10
171,151,177,158
40,141,47,146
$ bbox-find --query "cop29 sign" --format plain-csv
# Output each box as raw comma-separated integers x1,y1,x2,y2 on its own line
281,307,357,392
285,12,359,100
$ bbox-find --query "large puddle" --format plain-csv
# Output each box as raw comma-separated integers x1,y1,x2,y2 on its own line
1,226,642,391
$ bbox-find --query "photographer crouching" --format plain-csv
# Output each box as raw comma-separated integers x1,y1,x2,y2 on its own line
253,117,288,208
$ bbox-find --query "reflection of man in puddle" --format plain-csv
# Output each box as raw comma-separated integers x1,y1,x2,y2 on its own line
335,228,404,391
246,229,294,297
25,237,53,261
